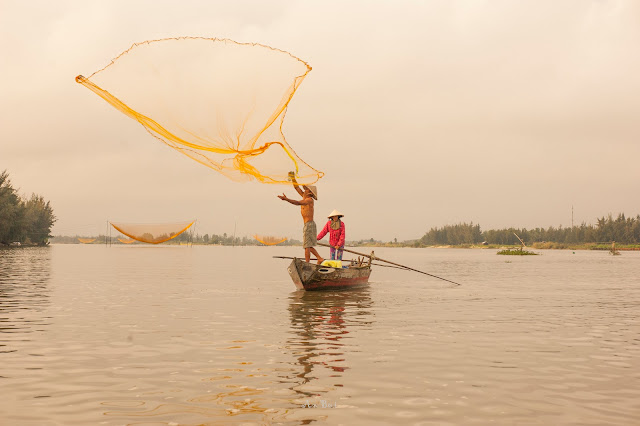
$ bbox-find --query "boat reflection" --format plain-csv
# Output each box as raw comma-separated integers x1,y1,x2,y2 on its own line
286,287,374,399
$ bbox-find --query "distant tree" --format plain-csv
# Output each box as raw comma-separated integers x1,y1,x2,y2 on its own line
0,170,22,244
176,231,190,242
0,171,56,245
421,222,482,245
23,194,56,245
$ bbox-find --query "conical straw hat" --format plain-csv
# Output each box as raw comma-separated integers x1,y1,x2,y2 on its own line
304,185,318,199
327,209,344,218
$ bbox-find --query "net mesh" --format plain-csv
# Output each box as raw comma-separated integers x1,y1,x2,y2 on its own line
76,37,323,185
77,238,96,244
254,235,288,246
110,221,194,244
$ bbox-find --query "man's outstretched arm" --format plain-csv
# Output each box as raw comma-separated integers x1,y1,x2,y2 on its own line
278,194,312,206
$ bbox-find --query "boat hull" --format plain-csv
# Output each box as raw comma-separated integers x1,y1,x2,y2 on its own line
287,258,371,291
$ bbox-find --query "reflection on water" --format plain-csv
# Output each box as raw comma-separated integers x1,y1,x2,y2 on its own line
98,289,375,424
103,384,276,422
286,288,373,400
0,247,51,357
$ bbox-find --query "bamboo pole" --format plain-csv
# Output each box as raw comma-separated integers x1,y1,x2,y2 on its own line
513,232,525,249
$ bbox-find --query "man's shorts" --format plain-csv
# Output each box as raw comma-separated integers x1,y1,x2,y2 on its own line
302,221,317,249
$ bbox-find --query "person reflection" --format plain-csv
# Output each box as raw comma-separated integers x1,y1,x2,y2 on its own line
285,288,373,400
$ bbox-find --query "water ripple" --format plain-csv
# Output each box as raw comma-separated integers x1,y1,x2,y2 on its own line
1,246,639,424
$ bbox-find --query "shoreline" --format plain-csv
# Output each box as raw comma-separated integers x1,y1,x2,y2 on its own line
37,242,640,251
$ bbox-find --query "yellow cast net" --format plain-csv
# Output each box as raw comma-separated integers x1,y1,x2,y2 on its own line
76,37,323,185
110,221,194,244
254,235,288,246
78,238,96,244
117,237,136,244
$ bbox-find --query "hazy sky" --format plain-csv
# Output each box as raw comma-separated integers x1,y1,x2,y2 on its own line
2,0,639,241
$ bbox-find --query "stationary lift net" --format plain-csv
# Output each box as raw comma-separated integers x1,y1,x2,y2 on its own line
110,221,194,244
254,235,288,246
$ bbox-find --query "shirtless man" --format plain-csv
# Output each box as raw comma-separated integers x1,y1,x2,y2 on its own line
278,176,324,264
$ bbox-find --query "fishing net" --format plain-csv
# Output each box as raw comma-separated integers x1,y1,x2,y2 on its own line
77,238,96,244
117,237,136,244
110,220,194,244
254,235,288,246
76,37,323,185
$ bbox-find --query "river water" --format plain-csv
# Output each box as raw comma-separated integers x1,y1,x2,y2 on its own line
1,245,638,425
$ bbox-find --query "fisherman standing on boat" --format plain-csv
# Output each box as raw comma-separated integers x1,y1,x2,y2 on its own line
317,210,345,260
278,173,324,264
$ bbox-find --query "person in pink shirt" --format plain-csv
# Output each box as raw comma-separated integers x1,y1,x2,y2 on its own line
317,210,346,260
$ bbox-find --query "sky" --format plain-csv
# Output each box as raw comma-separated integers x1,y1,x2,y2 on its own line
1,0,639,242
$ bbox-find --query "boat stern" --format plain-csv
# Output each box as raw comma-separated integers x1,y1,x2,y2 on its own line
287,259,306,290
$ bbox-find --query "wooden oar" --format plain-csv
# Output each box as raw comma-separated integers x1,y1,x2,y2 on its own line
318,243,461,286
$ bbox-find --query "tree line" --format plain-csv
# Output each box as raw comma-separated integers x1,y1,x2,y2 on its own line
51,231,302,246
197,233,301,246
420,214,640,246
0,171,56,246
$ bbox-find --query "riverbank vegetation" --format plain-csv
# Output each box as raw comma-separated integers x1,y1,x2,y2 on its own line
416,214,640,248
497,248,538,255
0,171,56,246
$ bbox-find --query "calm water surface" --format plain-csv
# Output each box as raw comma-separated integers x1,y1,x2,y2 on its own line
1,245,638,425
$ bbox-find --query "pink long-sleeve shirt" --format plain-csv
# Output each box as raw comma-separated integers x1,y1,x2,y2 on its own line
317,221,345,248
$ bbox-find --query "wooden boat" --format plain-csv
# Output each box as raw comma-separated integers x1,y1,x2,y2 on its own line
287,258,372,291
279,243,460,289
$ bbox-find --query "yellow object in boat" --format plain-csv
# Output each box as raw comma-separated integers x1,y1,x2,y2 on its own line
321,260,342,268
